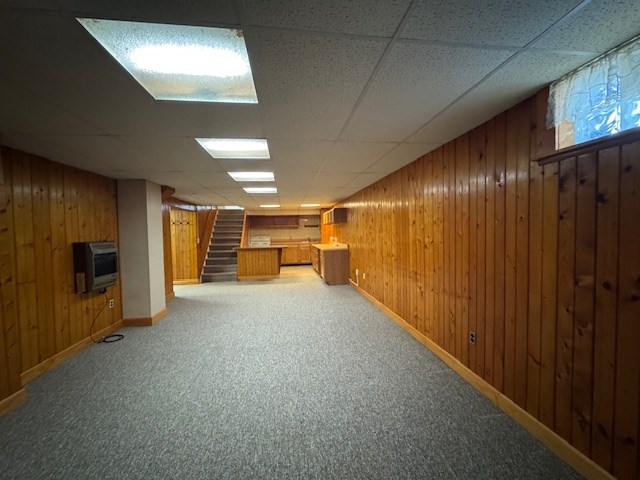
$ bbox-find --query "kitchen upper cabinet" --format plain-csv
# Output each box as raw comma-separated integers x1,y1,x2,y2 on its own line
321,207,347,225
250,215,299,228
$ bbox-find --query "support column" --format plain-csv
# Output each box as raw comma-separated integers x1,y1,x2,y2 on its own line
117,179,167,325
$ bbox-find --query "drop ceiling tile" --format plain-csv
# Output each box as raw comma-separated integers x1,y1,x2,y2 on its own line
242,0,411,37
170,103,263,138
367,142,440,174
401,0,582,47
320,142,396,173
0,134,89,170
344,172,388,192
272,172,315,188
121,172,204,191
0,77,102,136
245,28,387,139
28,134,143,173
183,172,238,189
268,139,334,172
311,173,360,188
56,0,240,26
0,14,249,138
120,137,225,172
534,0,640,53
340,41,513,142
407,50,592,144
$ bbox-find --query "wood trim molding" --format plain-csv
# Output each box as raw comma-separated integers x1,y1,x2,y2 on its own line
533,126,640,164
351,283,615,480
21,320,123,386
172,279,199,285
165,291,175,300
0,388,26,416
122,308,167,327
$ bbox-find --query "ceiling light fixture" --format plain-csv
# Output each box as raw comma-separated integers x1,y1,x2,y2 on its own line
130,45,249,77
196,138,270,159
244,187,277,194
228,172,275,182
260,204,280,208
77,18,258,103
300,203,320,207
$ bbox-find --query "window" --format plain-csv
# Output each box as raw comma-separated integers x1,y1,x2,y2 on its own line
547,34,640,149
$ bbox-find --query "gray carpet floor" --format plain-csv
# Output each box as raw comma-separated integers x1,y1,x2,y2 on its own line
0,266,582,479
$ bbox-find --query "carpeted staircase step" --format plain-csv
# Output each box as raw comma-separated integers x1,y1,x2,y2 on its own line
203,264,237,274
212,233,242,240
207,250,237,258
201,272,237,282
206,257,236,265
210,243,240,250
201,211,244,282
214,225,242,233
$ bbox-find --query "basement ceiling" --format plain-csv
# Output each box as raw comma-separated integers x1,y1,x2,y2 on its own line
0,0,638,212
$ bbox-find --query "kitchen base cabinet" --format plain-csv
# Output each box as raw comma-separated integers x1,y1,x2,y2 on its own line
311,244,348,285
279,243,312,266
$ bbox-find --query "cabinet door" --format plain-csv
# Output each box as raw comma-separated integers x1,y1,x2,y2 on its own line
298,244,311,263
281,246,296,265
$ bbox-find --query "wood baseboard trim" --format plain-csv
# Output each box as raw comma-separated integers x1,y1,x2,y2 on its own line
350,283,614,480
172,279,198,285
122,308,167,327
0,388,26,416
20,320,123,386
165,291,175,300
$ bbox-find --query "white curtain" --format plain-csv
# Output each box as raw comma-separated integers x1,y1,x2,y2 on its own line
547,34,640,144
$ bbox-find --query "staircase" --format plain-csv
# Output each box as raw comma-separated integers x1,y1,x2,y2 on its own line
201,210,244,283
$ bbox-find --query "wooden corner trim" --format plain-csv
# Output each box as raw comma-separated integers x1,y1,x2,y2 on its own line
0,388,26,416
165,291,175,300
20,320,124,386
350,283,614,480
122,307,167,327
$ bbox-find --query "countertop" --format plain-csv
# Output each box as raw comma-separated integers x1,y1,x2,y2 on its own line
235,246,283,251
311,243,348,251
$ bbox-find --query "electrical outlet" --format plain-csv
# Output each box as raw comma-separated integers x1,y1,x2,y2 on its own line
469,331,476,344
108,299,115,309
362,272,366,279
355,268,359,276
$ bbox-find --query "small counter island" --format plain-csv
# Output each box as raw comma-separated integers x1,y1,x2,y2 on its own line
311,243,349,285
235,246,283,281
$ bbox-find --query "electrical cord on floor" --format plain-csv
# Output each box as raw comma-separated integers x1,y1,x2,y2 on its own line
89,295,124,344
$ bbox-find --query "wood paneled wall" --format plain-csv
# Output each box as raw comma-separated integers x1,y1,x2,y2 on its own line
170,208,197,282
163,198,214,285
161,187,175,298
336,94,640,478
0,145,123,403
0,147,21,404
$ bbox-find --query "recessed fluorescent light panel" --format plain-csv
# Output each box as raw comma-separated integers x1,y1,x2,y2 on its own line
196,138,270,159
260,204,280,208
244,187,277,194
77,18,258,103
300,203,320,207
228,172,274,182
